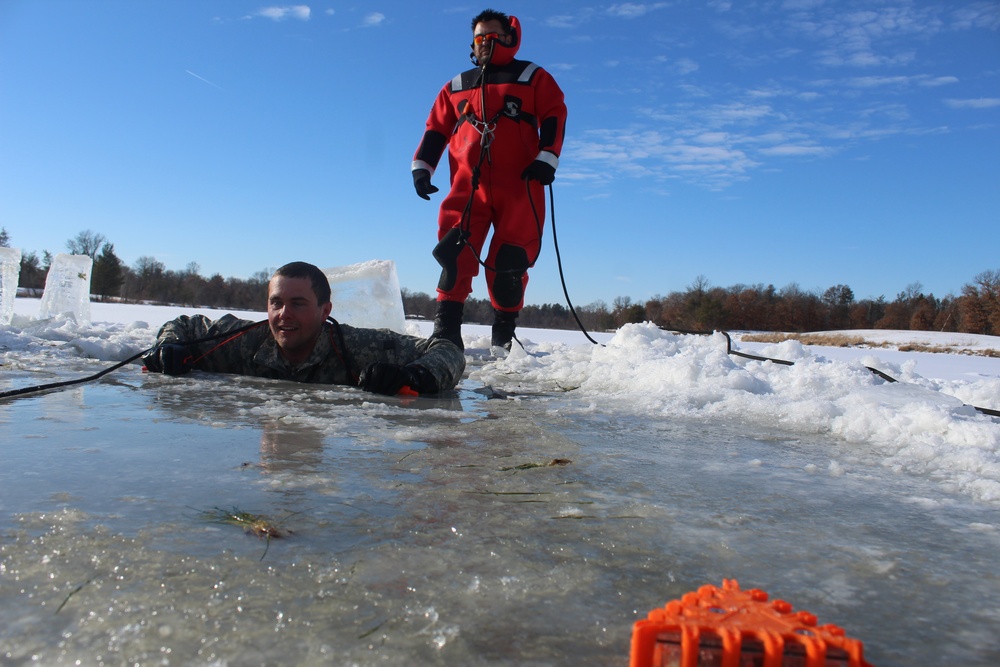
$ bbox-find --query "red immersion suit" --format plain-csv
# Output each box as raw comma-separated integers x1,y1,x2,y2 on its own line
412,15,567,312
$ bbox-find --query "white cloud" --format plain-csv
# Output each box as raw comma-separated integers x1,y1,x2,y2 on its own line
706,103,775,124
920,76,959,87
546,15,578,29
607,3,669,19
560,2,992,191
843,74,959,90
944,98,1000,109
791,4,941,68
608,4,647,19
692,132,730,145
567,127,761,190
846,75,913,88
782,0,824,9
362,12,386,28
674,58,699,75
758,144,830,157
252,5,311,21
950,2,1000,30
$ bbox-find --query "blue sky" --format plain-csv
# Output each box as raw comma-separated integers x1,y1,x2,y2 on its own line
1,1,998,308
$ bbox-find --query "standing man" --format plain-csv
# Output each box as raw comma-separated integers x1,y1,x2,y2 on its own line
412,9,567,350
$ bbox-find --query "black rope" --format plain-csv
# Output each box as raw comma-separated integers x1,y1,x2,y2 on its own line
482,178,999,419
0,319,268,402
497,181,597,354
456,169,547,276
0,347,153,401
656,326,998,418
549,183,602,346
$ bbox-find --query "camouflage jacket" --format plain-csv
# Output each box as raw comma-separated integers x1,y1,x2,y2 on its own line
152,314,466,392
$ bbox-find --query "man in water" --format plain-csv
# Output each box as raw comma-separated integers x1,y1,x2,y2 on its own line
142,261,465,395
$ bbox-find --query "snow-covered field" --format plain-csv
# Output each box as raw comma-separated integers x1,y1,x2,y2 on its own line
2,297,999,665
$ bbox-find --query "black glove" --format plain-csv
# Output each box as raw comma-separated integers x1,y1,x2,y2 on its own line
412,169,439,200
521,159,556,185
143,344,195,376
359,363,437,396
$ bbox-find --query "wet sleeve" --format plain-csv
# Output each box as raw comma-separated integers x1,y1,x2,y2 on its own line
409,336,466,392
338,326,466,393
154,314,260,373
155,314,216,345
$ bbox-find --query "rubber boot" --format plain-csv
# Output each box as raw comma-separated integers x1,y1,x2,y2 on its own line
492,309,518,350
431,300,465,350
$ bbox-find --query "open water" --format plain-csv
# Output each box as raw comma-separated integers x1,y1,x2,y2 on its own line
1,359,999,666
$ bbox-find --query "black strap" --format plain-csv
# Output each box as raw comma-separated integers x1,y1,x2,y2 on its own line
0,319,268,402
326,317,360,385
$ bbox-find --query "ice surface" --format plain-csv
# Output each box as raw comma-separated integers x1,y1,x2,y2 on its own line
37,253,93,322
2,299,1000,665
1,377,999,666
324,259,406,333
0,246,20,325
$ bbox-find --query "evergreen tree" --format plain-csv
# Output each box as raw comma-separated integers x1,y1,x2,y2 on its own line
19,251,46,290
0,227,10,247
92,242,125,301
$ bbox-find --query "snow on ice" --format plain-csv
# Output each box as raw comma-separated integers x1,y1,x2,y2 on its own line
3,296,1000,504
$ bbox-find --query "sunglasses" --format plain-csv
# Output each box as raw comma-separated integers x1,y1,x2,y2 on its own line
473,32,504,45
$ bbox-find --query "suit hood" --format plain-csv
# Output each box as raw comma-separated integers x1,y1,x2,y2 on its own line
486,14,521,66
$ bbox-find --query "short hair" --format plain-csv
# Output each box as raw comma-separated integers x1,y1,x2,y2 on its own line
272,261,332,305
471,9,511,33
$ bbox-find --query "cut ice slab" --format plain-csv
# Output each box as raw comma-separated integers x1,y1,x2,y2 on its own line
0,246,21,325
38,253,93,322
323,260,406,333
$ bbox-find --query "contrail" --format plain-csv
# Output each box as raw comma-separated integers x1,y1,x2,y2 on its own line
185,69,224,90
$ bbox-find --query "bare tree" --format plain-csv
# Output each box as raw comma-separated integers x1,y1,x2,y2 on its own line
66,230,108,259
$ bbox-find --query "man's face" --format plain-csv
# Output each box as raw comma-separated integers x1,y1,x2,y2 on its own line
267,275,332,363
473,19,510,65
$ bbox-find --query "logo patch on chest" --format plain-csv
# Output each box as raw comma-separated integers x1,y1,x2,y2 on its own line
503,95,522,120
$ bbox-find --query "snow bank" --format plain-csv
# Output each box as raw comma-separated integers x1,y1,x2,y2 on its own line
473,323,1000,502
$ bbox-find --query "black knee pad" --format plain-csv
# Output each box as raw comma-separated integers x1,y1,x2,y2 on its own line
432,227,467,292
493,244,530,308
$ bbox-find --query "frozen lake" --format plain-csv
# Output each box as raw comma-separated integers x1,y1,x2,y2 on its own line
2,299,1000,665
2,359,999,665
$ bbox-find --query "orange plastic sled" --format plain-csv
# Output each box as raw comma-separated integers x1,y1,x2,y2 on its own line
630,579,873,667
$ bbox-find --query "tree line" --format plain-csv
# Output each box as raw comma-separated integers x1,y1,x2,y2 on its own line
4,228,999,335
5,229,269,312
